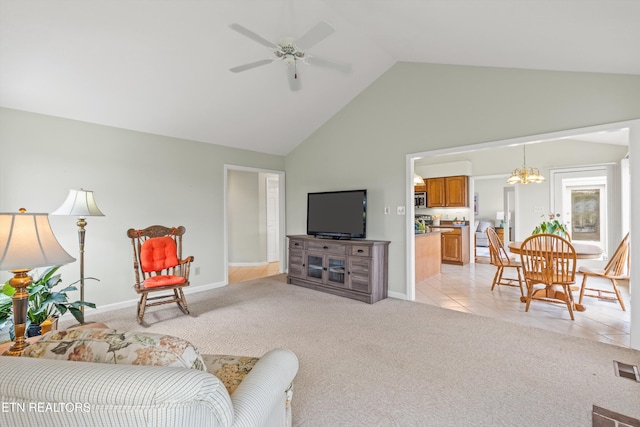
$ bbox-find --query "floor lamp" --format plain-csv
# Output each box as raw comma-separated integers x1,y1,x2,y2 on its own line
52,189,104,317
0,209,76,355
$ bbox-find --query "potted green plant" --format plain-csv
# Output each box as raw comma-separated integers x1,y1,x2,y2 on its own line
532,212,569,238
3,265,96,337
0,292,13,343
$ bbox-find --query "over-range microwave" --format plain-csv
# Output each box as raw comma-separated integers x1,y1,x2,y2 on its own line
415,192,427,208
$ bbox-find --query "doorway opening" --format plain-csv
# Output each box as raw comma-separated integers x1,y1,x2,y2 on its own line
404,120,640,349
551,167,615,254
224,165,286,284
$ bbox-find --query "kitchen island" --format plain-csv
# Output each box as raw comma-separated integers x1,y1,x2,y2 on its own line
415,227,454,283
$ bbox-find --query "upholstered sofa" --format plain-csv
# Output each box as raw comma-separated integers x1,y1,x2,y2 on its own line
0,328,298,427
474,220,494,247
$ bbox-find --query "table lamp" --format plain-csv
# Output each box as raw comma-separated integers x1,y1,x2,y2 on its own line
0,209,76,355
51,189,104,316
496,211,505,227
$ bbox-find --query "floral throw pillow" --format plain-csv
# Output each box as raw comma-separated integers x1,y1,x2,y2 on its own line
19,328,207,372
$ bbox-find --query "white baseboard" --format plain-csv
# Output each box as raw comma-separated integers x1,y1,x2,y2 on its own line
228,262,268,267
387,291,408,300
82,280,228,318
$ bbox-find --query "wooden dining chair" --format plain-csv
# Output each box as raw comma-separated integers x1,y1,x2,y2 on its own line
519,233,578,320
127,225,194,324
486,227,524,300
578,233,629,311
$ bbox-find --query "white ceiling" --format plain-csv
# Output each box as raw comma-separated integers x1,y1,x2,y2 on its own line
1,0,639,156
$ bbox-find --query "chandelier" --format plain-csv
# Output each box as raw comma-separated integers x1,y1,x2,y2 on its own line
506,145,545,185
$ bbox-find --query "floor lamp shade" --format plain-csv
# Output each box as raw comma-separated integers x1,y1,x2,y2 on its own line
0,210,76,355
51,189,105,217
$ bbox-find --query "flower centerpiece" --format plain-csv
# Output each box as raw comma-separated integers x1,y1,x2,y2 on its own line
532,212,569,238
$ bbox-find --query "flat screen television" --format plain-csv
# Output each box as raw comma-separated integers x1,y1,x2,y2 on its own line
307,189,367,239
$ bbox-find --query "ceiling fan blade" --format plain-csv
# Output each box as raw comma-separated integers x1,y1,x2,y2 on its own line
294,21,335,51
306,56,352,74
230,59,274,73
288,66,302,92
229,23,280,50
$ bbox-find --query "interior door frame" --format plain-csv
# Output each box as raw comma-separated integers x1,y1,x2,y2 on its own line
550,165,617,255
265,174,280,263
223,164,286,283
468,174,514,263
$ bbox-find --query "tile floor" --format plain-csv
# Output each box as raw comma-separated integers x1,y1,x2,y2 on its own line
416,257,631,348
229,258,631,348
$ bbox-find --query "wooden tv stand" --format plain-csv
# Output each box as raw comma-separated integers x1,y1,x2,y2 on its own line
286,235,390,304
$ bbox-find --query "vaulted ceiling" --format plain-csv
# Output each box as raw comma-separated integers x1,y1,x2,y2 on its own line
1,0,639,156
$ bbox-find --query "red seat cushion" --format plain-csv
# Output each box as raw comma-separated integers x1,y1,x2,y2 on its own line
143,275,186,288
140,236,179,272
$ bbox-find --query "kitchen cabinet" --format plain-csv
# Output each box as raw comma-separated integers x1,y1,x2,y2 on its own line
426,175,468,207
431,225,470,265
287,235,390,304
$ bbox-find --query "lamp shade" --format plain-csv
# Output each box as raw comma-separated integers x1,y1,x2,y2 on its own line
51,189,105,217
0,210,76,271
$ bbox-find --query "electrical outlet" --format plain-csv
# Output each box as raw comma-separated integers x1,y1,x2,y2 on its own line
397,206,406,215
194,267,200,275
534,206,545,214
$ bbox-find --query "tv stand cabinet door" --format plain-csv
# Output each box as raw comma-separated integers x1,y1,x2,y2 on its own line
305,252,347,288
288,249,305,279
348,257,372,293
288,238,306,279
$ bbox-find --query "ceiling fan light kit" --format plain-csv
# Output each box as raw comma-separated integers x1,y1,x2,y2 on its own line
229,20,341,91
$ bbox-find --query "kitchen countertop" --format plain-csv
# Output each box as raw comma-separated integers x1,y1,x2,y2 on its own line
415,227,454,235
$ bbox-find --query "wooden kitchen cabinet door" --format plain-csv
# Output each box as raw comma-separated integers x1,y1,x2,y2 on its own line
444,176,468,207
426,177,445,207
441,231,461,263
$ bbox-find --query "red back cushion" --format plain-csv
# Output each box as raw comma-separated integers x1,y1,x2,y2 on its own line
140,236,179,272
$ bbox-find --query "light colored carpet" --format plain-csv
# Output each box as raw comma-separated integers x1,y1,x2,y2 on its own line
80,274,640,426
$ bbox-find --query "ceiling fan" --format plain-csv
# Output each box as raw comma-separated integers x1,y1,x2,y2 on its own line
229,21,349,91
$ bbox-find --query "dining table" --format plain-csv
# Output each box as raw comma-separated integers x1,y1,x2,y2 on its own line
508,240,603,311
508,241,603,259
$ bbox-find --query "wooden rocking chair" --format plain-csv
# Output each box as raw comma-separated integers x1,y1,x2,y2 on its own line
127,225,193,324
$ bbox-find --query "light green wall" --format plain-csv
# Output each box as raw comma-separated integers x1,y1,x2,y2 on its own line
228,170,260,264
0,107,285,308
227,170,270,265
474,178,505,223
285,62,640,297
